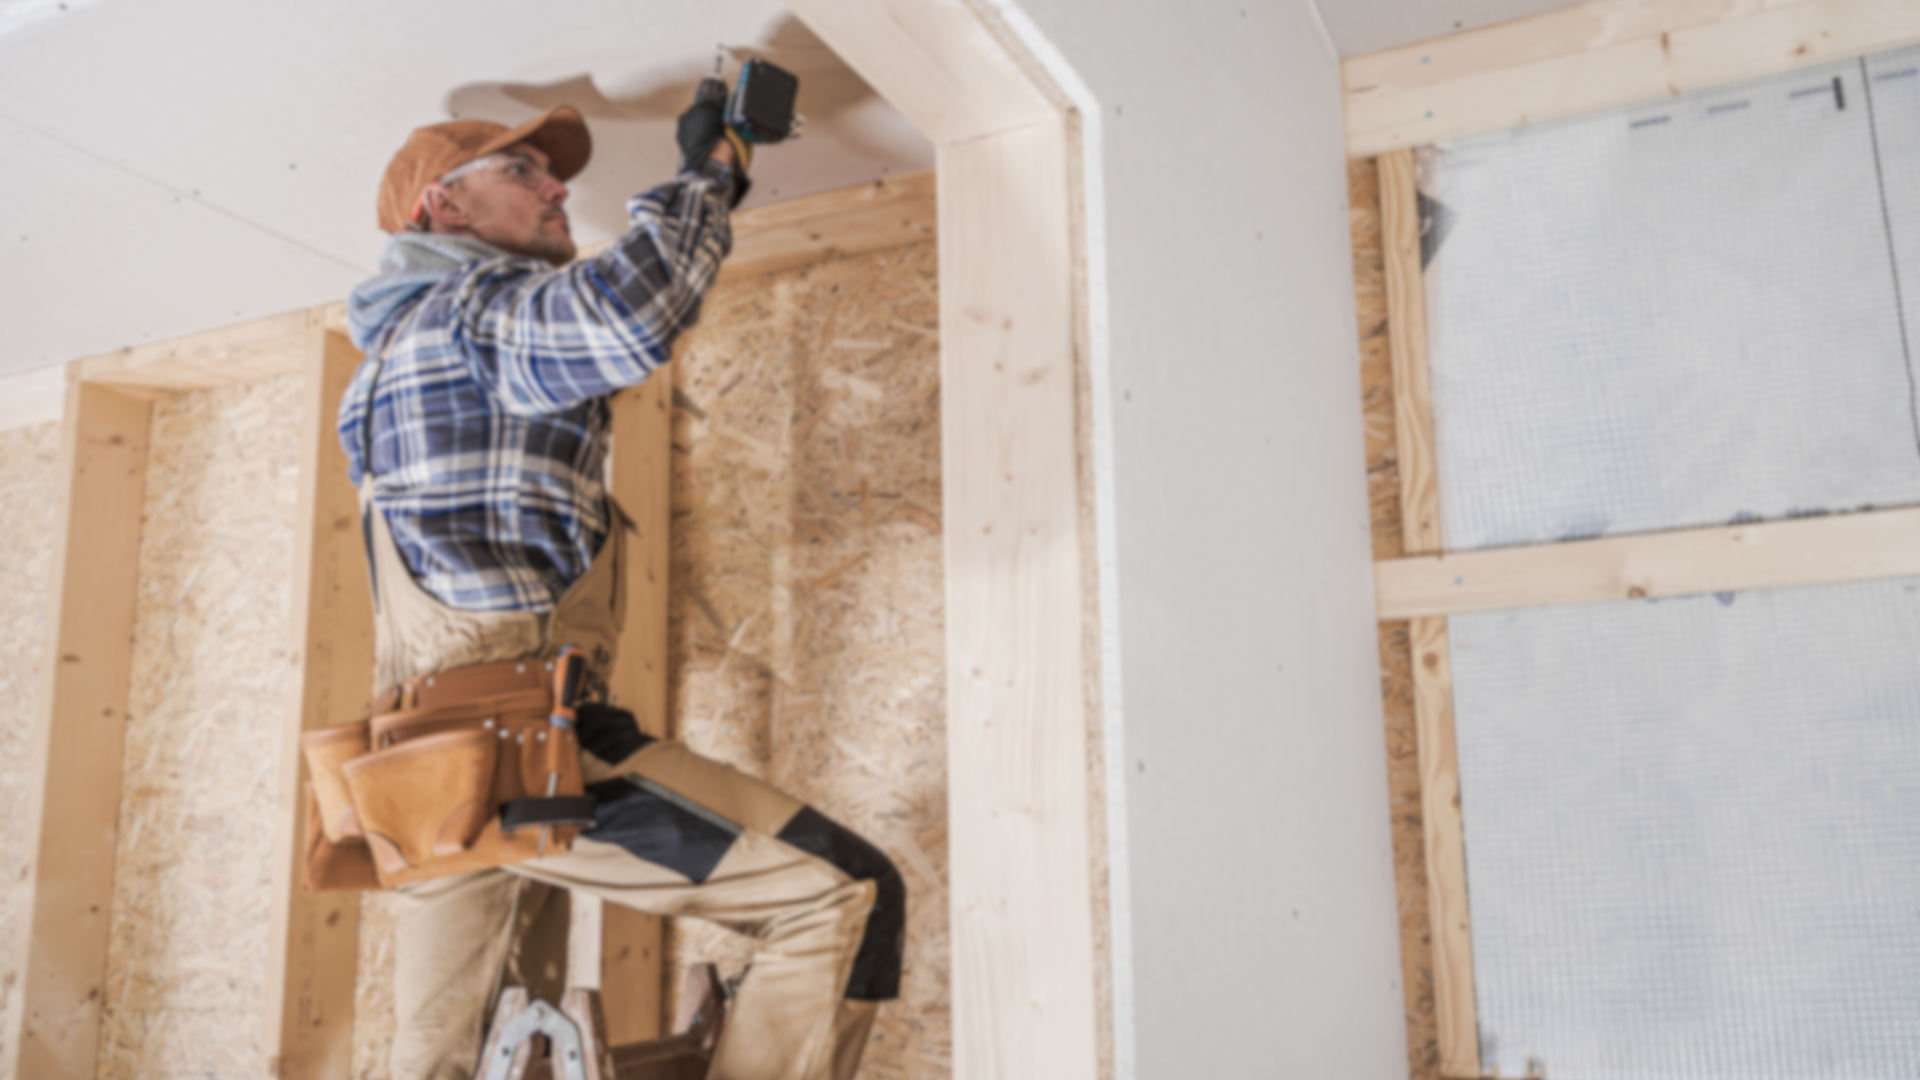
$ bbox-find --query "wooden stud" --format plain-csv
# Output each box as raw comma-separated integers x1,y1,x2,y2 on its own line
936,118,1099,1080
1344,0,1920,156
598,364,677,1045
5,376,152,1080
264,329,373,1080
1374,504,1920,619
1382,146,1477,1075
1410,618,1479,1080
1381,149,1441,557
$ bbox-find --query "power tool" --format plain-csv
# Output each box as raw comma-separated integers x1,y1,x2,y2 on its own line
693,57,801,146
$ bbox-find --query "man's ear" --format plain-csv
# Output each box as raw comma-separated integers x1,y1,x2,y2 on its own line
419,183,470,230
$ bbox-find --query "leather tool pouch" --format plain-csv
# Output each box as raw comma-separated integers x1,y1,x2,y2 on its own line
298,661,591,891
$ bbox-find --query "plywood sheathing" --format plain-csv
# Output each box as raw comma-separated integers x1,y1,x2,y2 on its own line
666,240,948,1079
351,892,401,1079
0,422,63,1079
1349,156,1439,1080
94,375,302,1078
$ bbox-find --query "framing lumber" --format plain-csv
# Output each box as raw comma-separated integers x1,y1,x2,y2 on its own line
265,329,372,1080
1381,149,1440,556
723,169,935,281
1410,618,1479,1080
1344,0,1920,156
599,359,678,1045
787,3,1101,1078
5,378,152,1080
1380,148,1481,1077
1375,505,1920,619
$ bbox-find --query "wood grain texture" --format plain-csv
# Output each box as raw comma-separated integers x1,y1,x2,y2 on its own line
266,331,372,1080
75,304,348,392
1375,505,1920,618
1380,150,1440,557
1375,154,1478,1077
601,357,676,1046
1350,156,1441,1080
783,0,1053,145
1344,0,1920,155
1409,618,1478,1080
0,422,65,1080
938,120,1098,1080
4,379,151,1080
726,171,936,282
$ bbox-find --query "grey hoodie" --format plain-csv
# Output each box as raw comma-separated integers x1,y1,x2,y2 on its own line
344,232,511,352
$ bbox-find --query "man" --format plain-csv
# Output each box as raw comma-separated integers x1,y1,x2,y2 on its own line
337,102,903,1080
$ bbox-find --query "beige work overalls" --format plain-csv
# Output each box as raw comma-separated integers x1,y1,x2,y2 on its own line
363,488,884,1080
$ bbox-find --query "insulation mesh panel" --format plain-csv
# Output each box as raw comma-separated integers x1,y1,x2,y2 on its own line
1424,52,1920,550
1450,579,1920,1080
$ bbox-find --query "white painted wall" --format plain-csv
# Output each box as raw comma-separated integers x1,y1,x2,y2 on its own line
1006,0,1407,1076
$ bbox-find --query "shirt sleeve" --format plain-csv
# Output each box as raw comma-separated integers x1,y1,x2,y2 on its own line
449,159,736,416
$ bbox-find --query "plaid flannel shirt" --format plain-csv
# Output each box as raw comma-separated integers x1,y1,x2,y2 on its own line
338,162,732,612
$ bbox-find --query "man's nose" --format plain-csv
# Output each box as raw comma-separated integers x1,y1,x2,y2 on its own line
542,175,568,206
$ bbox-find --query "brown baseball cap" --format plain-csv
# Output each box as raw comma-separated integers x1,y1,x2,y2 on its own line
376,105,592,233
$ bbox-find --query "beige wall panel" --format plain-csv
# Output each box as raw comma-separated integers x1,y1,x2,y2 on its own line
667,241,950,1080
94,375,302,1078
0,422,64,1080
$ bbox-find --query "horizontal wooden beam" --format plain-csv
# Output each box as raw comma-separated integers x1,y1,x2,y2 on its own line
1374,506,1920,618
724,169,934,280
1344,0,1920,156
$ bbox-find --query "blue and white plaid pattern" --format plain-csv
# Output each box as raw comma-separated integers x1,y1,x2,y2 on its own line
339,164,732,612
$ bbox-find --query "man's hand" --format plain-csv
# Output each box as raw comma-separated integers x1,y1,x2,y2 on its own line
676,90,751,207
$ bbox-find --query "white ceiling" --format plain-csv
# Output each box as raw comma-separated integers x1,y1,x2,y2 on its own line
1315,0,1578,58
0,0,931,374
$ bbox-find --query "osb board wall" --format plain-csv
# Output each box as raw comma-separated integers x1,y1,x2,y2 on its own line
347,241,951,1079
0,422,63,1080
96,376,303,1079
1350,157,1440,1080
666,239,949,1080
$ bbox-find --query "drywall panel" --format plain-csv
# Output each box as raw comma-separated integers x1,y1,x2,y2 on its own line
0,114,360,373
97,377,302,1079
0,422,62,1080
1426,56,1920,550
998,1,1407,1077
0,0,930,375
1450,580,1920,1080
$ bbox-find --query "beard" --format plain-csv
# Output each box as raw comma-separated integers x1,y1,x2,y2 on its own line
520,219,577,267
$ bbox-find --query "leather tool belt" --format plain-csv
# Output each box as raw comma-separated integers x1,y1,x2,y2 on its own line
300,652,595,891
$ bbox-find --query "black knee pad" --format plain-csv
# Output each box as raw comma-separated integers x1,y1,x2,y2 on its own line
775,807,906,1001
